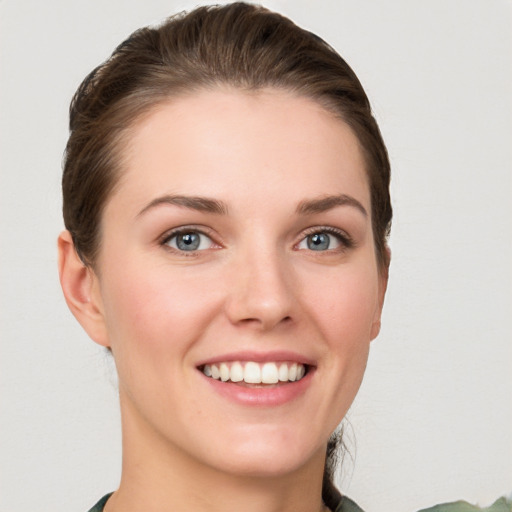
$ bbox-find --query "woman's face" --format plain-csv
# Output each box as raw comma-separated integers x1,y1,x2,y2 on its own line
89,88,387,477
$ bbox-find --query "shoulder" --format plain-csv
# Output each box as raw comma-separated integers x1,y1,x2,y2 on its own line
333,495,365,512
333,496,512,512
417,497,512,512
86,493,113,512
86,493,511,512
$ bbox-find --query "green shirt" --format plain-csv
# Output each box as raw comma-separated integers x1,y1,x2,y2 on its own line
87,493,512,512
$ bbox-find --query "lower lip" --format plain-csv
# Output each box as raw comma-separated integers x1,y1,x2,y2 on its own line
200,370,314,407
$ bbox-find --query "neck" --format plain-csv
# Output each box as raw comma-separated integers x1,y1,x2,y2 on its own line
106,393,328,512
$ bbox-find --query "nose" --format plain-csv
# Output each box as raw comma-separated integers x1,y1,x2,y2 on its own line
224,246,296,331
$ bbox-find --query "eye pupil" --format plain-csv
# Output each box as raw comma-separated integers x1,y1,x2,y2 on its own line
307,233,330,251
177,233,200,251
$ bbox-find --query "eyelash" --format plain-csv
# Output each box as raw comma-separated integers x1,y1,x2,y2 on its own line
297,226,355,251
158,225,355,255
159,226,218,256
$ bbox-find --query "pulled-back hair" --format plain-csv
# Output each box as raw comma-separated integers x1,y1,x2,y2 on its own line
62,3,392,507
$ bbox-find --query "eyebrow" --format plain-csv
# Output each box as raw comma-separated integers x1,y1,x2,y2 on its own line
137,195,228,216
137,193,367,218
296,194,368,217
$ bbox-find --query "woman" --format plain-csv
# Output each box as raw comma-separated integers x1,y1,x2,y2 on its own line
57,3,509,512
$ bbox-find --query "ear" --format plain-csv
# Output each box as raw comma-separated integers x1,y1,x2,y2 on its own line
57,230,110,347
370,246,390,341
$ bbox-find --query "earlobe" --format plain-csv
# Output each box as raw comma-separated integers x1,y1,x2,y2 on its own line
370,247,390,341
57,230,109,347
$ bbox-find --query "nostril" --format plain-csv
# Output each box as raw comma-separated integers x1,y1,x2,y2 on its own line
239,315,292,327
224,278,295,330
278,315,293,325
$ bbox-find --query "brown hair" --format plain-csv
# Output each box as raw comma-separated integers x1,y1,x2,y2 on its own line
62,2,391,507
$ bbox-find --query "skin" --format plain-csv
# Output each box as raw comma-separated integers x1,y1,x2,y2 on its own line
59,88,388,512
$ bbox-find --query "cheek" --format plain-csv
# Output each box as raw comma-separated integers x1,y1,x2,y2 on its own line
303,262,380,345
99,256,222,359
300,260,379,404
283,266,377,435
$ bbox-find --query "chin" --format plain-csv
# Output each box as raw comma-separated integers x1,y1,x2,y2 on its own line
201,430,326,479
215,454,316,479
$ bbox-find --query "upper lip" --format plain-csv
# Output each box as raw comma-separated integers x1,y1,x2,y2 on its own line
195,350,317,368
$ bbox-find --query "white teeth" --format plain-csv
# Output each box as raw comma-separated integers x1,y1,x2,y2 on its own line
220,363,230,382
244,362,261,384
202,361,307,384
278,363,288,382
289,363,297,381
261,362,279,384
230,362,244,382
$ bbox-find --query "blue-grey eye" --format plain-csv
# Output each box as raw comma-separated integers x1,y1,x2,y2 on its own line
308,233,330,250
166,231,212,251
297,231,342,251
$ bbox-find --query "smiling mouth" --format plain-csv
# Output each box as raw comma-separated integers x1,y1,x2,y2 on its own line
199,361,308,385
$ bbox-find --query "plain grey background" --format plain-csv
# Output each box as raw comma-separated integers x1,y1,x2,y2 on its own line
1,1,511,511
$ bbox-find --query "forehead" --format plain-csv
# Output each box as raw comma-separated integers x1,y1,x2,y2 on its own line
112,88,370,213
